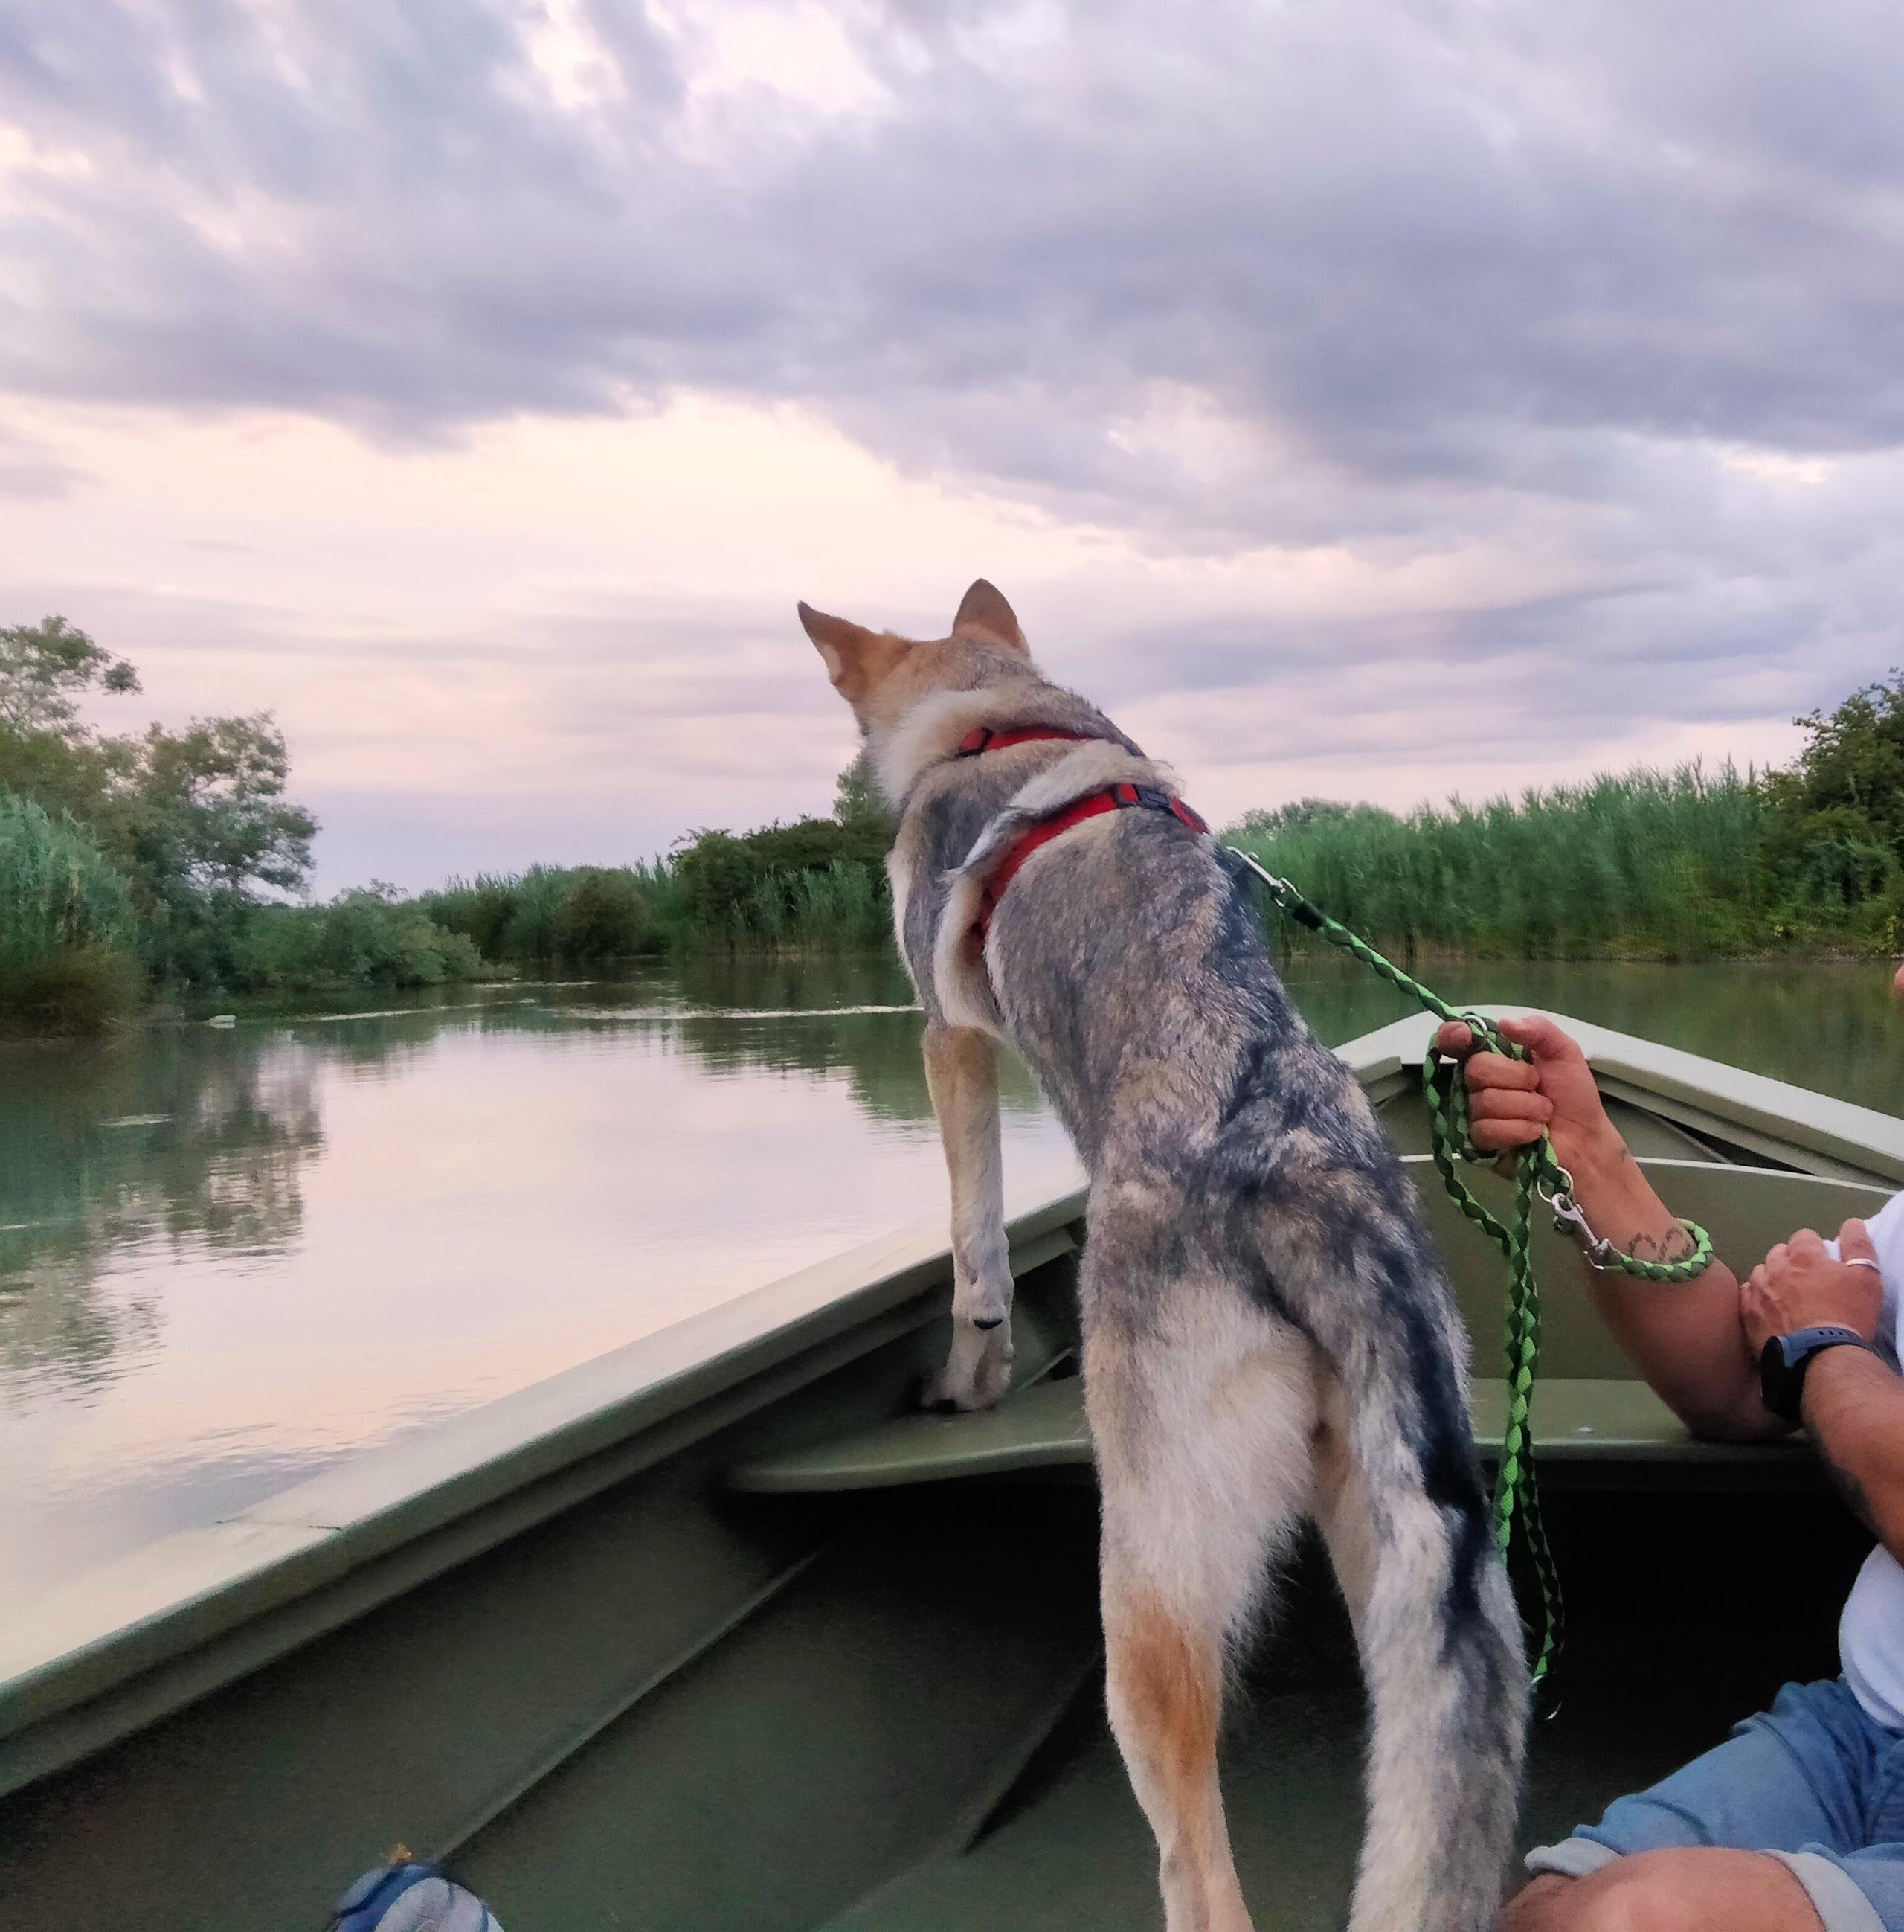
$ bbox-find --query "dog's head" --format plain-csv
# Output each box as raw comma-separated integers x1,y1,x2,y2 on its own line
797,580,1035,747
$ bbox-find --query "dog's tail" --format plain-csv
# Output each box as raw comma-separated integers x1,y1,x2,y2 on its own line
1267,1182,1529,1932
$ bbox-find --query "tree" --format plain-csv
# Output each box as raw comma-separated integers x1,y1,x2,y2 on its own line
0,615,317,908
122,715,316,899
0,616,139,734
833,748,890,836
1763,670,1904,862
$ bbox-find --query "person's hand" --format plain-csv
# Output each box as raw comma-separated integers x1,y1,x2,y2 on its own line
1432,1014,1620,1175
1740,1220,1885,1354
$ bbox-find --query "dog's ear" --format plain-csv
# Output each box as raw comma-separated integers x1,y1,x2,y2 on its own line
798,602,908,706
951,579,1027,654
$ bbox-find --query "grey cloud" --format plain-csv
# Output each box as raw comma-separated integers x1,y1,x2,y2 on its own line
7,1,1903,463
4,0,1904,772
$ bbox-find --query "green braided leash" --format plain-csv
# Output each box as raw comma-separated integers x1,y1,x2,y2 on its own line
1226,849,1714,1689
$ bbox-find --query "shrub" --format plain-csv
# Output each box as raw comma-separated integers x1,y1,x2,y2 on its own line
0,943,141,1036
230,888,486,993
552,867,660,963
672,818,888,935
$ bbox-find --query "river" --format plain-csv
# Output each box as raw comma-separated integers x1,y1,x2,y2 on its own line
3,954,1899,1598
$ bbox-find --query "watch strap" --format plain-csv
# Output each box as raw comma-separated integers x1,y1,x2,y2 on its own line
1760,1324,1874,1424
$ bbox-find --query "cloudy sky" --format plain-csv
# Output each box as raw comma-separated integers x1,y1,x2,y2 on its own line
3,1,1901,891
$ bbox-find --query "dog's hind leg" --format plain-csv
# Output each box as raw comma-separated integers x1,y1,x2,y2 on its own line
920,1020,1015,1411
1264,1200,1528,1932
1088,1271,1319,1932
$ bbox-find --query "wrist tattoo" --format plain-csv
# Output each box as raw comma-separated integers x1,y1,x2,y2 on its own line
1625,1226,1696,1264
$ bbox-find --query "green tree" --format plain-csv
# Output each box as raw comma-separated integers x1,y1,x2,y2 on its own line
833,748,890,837
1763,670,1904,861
119,715,316,899
0,615,139,734
0,617,322,995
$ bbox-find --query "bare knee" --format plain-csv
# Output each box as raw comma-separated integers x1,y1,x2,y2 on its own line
1503,1872,1577,1932
1505,1867,1699,1932
1505,1852,1823,1932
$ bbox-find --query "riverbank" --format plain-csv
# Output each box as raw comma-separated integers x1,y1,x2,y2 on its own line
6,675,1902,1039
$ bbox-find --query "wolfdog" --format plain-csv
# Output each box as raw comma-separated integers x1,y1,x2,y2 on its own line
799,582,1528,1932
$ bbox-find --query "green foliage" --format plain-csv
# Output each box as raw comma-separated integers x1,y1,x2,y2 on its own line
0,615,139,735
0,617,323,1012
672,815,889,934
1227,761,1900,961
832,748,892,838
118,714,317,899
0,945,143,1038
228,887,486,995
7,612,1897,1030
419,863,677,966
552,867,662,963
0,792,138,970
1765,670,1904,858
0,793,142,1034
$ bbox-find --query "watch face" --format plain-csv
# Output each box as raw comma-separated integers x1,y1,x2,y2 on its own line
1760,1336,1799,1422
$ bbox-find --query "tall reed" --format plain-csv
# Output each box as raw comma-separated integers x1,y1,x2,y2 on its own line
0,792,142,1031
0,792,138,969
1226,765,1782,960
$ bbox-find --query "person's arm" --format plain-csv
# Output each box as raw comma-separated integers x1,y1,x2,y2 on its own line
1436,1015,1784,1441
1742,1224,1903,1554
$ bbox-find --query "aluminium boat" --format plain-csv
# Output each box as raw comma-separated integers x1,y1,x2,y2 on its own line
2,1010,1900,1931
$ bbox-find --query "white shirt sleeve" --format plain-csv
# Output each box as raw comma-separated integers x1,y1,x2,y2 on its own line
1826,1192,1904,1368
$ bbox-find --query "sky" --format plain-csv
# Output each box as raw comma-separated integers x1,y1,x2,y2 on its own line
3,1,1902,893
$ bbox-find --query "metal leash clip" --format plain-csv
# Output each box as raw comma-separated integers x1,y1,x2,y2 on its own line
1224,847,1296,903
1537,1171,1617,1270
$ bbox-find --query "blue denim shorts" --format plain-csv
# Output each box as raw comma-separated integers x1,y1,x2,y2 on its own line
1528,1679,1904,1931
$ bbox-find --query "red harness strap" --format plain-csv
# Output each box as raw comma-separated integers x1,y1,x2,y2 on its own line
974,781,1209,943
956,725,1097,757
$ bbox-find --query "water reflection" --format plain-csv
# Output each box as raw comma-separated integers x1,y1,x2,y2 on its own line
0,1037,324,1397
1,956,1897,1599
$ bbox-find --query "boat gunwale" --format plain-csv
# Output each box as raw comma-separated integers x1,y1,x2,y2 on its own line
2,1007,1896,1789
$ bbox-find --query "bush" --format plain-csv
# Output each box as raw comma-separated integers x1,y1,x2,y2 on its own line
672,818,888,935
419,864,673,966
552,867,660,963
0,943,141,1036
230,888,486,994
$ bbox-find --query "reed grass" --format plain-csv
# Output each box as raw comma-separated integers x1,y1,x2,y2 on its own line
1226,763,1895,960
0,794,141,1031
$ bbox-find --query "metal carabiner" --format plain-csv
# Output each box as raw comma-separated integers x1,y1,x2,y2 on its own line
1537,1176,1615,1269
1223,847,1297,904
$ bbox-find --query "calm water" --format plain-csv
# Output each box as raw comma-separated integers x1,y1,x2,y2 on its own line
3,955,1900,1599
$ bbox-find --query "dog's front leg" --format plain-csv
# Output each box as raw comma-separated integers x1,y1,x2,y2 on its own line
920,1019,1015,1411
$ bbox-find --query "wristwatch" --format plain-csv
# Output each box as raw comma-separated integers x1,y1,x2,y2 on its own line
1759,1325,1875,1424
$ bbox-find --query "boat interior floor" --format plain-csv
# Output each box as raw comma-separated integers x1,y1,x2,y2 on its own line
445,1484,1865,1932
820,1492,1866,1932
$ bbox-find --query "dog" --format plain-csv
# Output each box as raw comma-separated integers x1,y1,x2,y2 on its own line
799,581,1528,1932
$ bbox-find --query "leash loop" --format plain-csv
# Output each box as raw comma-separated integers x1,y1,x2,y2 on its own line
1228,847,1715,1693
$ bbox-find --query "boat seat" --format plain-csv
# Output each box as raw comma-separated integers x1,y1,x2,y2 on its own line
728,1373,1818,1495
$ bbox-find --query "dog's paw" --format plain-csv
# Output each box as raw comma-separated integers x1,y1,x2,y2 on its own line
921,1318,1015,1413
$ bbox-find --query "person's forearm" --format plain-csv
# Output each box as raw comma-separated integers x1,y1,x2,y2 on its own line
1801,1344,1904,1559
1559,1120,1779,1440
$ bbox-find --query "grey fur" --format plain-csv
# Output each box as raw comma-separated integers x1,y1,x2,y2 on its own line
809,600,1528,1932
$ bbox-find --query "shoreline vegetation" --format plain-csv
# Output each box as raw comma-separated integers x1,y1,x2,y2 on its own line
1,613,1899,1038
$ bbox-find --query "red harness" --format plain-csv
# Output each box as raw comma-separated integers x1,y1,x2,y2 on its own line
958,728,1209,943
